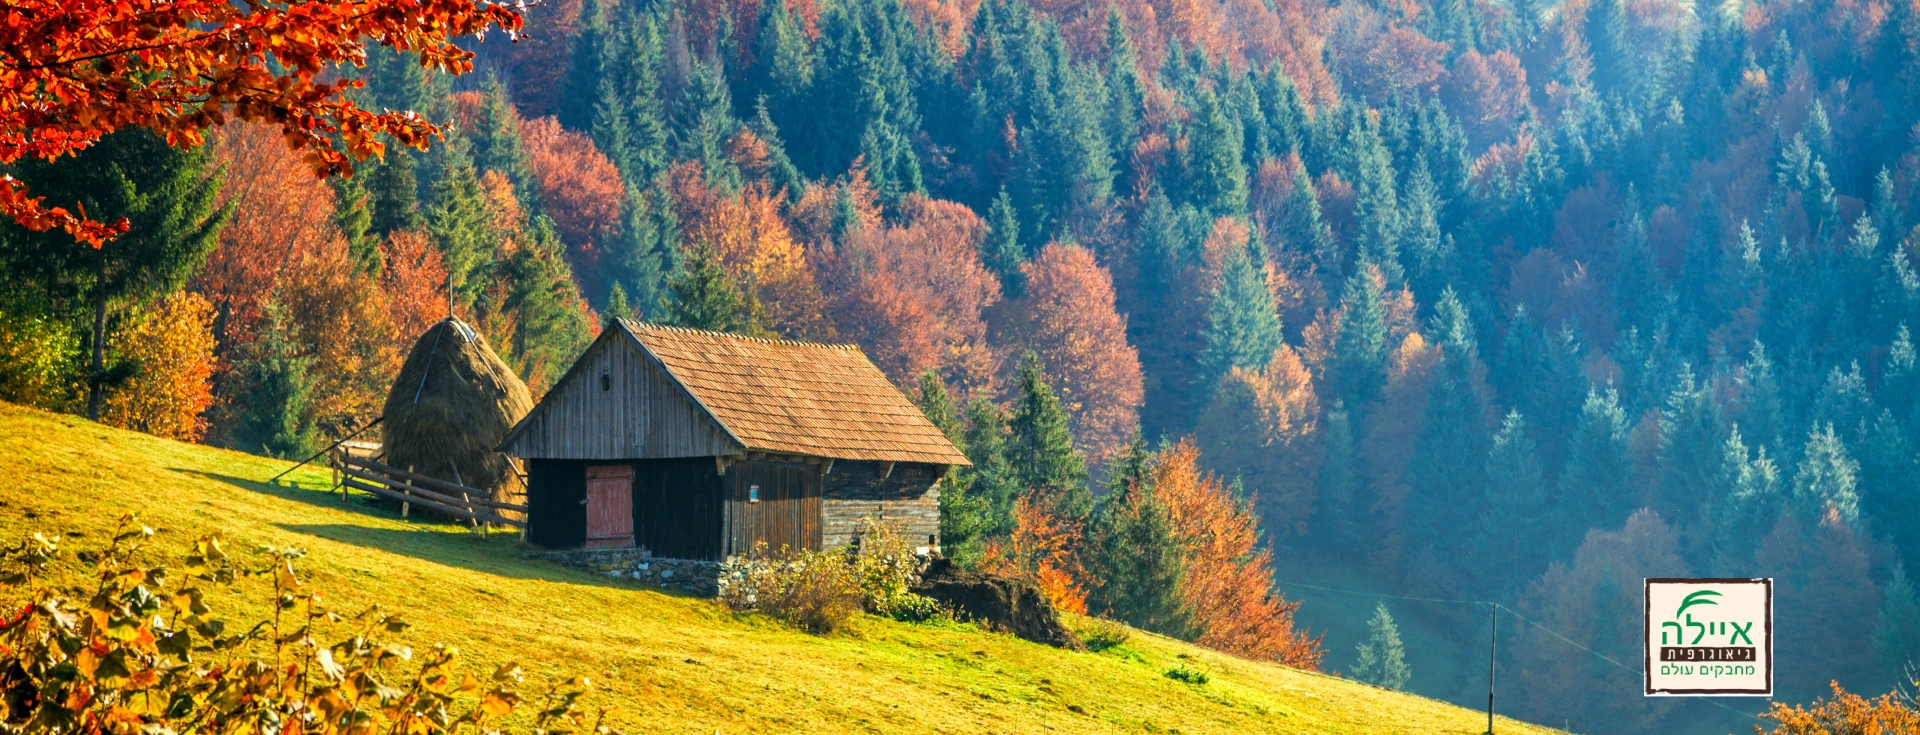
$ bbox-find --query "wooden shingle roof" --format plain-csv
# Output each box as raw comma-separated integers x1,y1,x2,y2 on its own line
616,320,970,466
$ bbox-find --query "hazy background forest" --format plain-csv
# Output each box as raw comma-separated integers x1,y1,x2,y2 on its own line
4,0,1918,731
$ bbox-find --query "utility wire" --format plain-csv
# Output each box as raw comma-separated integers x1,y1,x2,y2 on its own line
1272,577,1767,724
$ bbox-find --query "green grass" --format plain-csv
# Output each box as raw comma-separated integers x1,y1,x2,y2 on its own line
0,402,1564,734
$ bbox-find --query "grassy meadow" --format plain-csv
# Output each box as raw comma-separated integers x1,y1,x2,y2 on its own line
0,402,1563,734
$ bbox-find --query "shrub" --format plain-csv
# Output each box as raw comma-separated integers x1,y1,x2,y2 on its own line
1164,665,1211,684
102,291,218,441
1076,617,1134,651
717,546,864,634
0,514,614,734
718,519,949,631
0,299,79,410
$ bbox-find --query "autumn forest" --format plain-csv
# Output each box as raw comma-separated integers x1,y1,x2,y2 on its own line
5,0,1920,731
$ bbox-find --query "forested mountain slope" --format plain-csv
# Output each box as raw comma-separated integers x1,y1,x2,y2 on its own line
4,0,1917,730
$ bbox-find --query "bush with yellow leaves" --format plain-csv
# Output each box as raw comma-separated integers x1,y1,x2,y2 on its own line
0,515,615,735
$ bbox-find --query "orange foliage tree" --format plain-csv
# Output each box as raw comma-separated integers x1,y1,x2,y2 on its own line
522,116,625,295
1443,49,1529,149
671,164,834,339
819,195,1002,393
1015,243,1144,468
271,242,400,436
1328,6,1448,103
1194,345,1323,538
195,122,346,357
1757,683,1920,734
0,0,522,245
1510,509,1686,730
980,495,1090,614
1148,439,1323,667
379,230,452,345
101,291,218,440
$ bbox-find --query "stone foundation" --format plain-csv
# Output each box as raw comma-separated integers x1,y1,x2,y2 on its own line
532,548,721,596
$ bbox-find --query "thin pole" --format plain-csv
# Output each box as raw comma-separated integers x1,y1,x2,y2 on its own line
1486,603,1498,735
270,416,384,485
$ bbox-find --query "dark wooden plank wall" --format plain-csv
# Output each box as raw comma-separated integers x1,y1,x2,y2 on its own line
723,460,822,557
527,459,588,549
821,461,941,551
633,458,725,560
500,335,739,460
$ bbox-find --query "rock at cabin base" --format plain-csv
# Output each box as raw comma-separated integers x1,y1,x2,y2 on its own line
913,558,1085,651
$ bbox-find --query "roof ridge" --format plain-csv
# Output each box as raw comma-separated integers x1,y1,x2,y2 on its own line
618,318,862,351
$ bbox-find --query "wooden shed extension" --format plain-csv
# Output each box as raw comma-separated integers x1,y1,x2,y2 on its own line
499,320,969,560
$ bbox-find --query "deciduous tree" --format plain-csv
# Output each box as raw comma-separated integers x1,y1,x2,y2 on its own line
100,291,217,441
1015,243,1144,467
0,0,522,244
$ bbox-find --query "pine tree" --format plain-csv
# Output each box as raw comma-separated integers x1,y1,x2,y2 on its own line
609,185,679,322
589,77,633,186
1560,388,1634,544
1739,341,1785,450
747,98,807,200
665,240,767,336
1346,112,1402,284
1197,233,1282,398
986,187,1026,293
612,14,671,187
1481,410,1547,592
677,59,742,191
1352,603,1411,691
1709,427,1781,572
1860,410,1919,565
473,72,537,215
495,216,596,389
1320,403,1359,545
1657,364,1724,539
1874,564,1920,680
1586,0,1629,91
1332,264,1390,406
753,0,815,115
605,283,634,325
916,371,991,566
1008,351,1091,520
1400,157,1452,295
425,142,496,311
331,172,377,274
219,301,317,458
963,395,1022,537
1087,437,1190,635
368,150,423,239
1102,7,1142,165
0,128,228,420
1793,423,1861,527
559,0,610,131
1186,86,1248,216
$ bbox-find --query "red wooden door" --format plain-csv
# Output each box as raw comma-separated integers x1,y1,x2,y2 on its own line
585,465,634,548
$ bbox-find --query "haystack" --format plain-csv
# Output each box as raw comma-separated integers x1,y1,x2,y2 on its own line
381,318,534,507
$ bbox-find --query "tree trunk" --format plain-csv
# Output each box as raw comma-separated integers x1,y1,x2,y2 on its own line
86,259,106,420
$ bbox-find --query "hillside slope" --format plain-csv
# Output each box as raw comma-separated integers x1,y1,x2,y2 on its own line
0,403,1561,735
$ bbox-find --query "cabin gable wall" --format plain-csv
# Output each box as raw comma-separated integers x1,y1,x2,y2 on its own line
502,336,737,460
821,461,941,551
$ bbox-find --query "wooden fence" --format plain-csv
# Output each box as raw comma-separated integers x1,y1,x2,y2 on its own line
329,453,527,534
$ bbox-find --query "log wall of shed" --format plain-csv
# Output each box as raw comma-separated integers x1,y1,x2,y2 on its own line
500,335,739,460
822,461,941,551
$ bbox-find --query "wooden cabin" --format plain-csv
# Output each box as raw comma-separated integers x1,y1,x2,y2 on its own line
497,320,970,560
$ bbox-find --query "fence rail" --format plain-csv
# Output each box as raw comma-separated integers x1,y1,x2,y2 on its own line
329,451,527,531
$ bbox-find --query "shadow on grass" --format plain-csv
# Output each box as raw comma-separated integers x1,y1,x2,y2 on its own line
171,468,677,592
170,466,376,518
